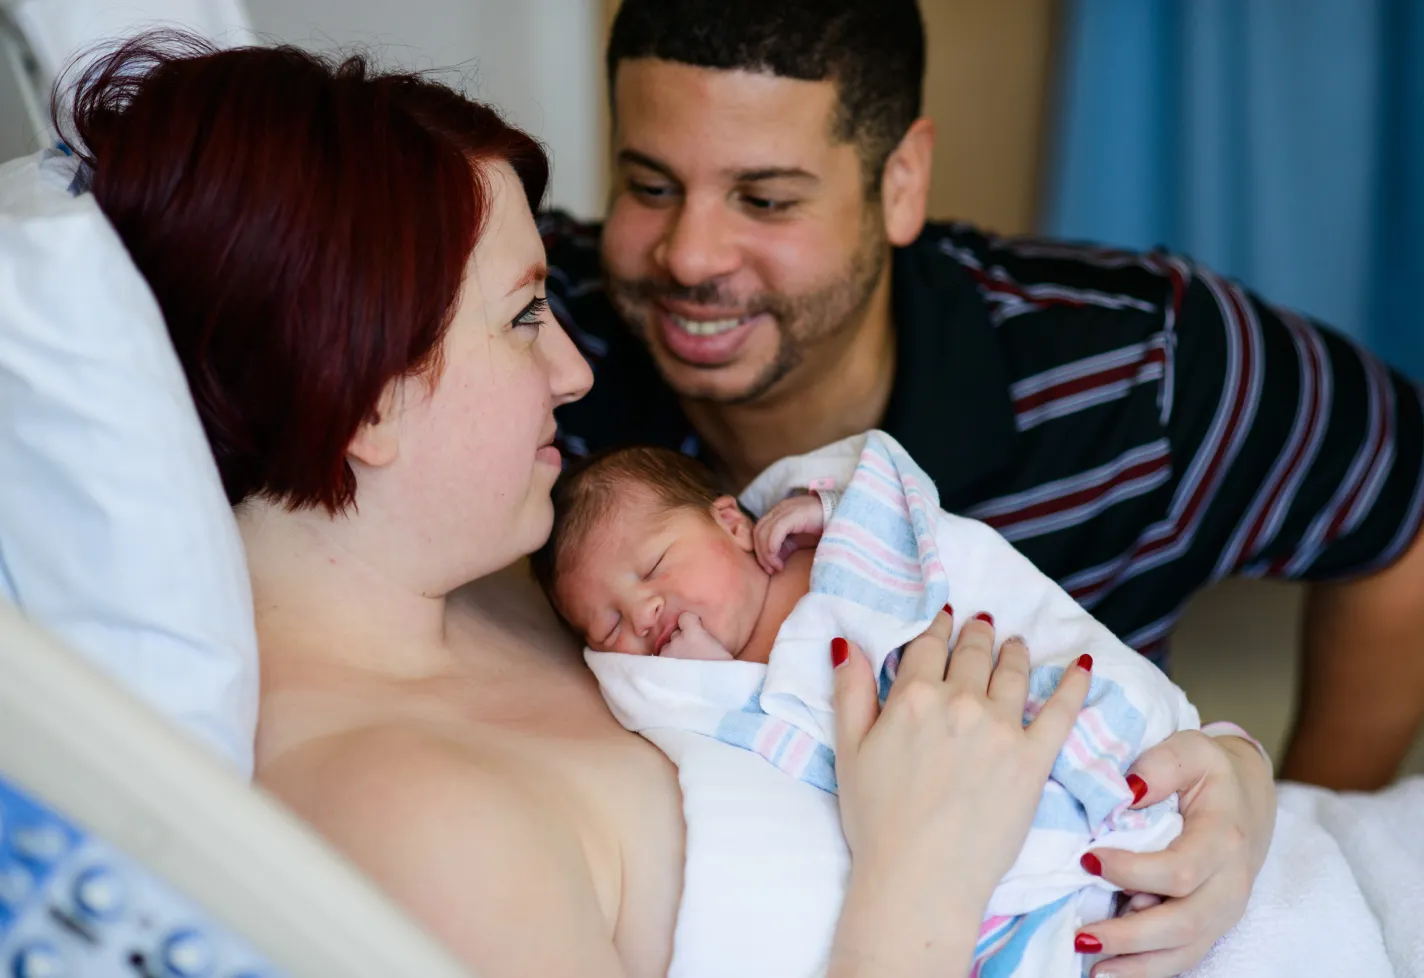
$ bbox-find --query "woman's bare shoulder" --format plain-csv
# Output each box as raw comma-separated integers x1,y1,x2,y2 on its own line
261,720,526,823
260,722,636,976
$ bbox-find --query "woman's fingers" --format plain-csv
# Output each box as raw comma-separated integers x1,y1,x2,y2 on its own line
1088,943,1208,978
1024,654,1092,754
986,635,1030,713
831,637,879,761
895,607,954,684
1078,880,1227,978
942,613,995,692
1121,731,1211,806
1088,825,1226,899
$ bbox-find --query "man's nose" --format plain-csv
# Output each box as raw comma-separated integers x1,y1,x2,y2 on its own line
655,197,741,289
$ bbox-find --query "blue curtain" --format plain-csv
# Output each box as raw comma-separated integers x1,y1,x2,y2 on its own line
1044,0,1424,381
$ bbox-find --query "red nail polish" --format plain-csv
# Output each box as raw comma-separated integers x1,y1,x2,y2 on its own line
942,603,954,617
1127,773,1148,804
1080,852,1102,876
831,637,849,668
1076,653,1094,672
972,611,994,626
1074,933,1103,954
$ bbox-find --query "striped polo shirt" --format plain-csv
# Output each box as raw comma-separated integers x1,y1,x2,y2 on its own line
542,213,1424,669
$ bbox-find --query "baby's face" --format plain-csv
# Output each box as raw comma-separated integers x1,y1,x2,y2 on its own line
555,488,770,656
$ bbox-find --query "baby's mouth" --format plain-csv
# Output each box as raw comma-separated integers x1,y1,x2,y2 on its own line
652,617,678,656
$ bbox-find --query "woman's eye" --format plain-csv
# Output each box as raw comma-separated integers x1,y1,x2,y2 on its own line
629,180,675,201
512,296,548,331
743,195,794,214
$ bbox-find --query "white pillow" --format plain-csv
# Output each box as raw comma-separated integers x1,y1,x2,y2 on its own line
0,149,258,775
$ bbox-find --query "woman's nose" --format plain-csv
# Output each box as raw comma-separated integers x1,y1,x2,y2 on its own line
541,317,594,406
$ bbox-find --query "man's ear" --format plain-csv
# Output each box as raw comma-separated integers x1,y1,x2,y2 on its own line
880,116,935,247
346,379,403,469
711,495,755,552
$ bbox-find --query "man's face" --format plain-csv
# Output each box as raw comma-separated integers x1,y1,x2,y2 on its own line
602,59,887,405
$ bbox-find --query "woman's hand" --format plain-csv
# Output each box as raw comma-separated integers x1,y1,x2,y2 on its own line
1075,731,1276,978
827,609,1092,977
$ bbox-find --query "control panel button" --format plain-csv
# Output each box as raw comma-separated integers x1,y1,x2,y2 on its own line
10,941,64,978
0,864,32,907
160,929,214,978
72,866,125,920
9,826,66,864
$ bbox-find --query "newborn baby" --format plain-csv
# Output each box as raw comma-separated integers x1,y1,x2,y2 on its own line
531,444,832,663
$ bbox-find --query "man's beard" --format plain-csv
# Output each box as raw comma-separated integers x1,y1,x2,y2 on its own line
605,224,887,406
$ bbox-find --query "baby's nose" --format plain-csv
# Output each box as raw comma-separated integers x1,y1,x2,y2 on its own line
635,597,663,634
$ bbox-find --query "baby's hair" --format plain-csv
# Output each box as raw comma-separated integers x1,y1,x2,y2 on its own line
530,445,728,615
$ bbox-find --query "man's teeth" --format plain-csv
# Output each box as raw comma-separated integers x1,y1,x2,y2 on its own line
670,313,744,336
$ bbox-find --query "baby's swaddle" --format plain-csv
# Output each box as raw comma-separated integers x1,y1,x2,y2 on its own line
588,431,1200,977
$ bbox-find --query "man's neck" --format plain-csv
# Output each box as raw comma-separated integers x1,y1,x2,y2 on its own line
683,266,897,492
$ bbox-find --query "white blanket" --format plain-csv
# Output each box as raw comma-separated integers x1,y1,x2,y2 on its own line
650,731,1418,978
589,432,1201,976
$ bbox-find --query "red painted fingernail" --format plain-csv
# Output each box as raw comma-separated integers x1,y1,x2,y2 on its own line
1074,933,1103,954
1076,653,1094,672
1080,852,1102,876
942,603,954,617
972,611,994,626
831,637,849,668
1127,773,1148,804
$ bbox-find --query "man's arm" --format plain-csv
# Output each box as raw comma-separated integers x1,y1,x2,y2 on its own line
1154,262,1424,790
1284,523,1424,787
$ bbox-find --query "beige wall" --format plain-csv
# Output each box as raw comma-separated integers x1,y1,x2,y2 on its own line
920,0,1057,231
600,0,1058,232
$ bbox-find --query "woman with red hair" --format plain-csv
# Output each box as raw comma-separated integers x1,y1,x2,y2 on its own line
58,35,1096,977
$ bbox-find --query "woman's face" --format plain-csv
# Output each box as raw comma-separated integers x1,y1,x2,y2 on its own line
366,163,592,590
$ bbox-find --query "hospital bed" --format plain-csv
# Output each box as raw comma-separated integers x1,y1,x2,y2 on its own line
0,602,476,977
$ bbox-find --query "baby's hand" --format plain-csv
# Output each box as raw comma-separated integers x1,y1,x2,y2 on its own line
753,493,828,574
660,611,734,661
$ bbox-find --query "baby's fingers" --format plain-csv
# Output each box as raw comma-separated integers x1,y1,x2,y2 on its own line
753,520,787,573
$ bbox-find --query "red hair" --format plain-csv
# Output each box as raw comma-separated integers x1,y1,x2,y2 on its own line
55,33,550,512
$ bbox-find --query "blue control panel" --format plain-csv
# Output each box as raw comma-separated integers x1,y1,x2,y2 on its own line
0,774,282,978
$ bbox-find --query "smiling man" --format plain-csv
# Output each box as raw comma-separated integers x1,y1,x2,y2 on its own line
546,0,1424,802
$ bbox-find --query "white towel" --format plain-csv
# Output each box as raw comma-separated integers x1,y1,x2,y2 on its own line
589,431,1201,977
1181,776,1424,978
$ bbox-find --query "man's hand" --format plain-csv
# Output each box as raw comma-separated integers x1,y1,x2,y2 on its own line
753,494,828,573
1073,731,1276,978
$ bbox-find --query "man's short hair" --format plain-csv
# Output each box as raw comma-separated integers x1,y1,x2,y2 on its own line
530,445,726,611
606,0,926,196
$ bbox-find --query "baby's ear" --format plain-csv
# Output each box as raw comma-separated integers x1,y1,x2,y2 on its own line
711,496,755,551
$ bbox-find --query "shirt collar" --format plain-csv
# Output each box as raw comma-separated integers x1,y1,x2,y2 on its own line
880,230,1019,510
